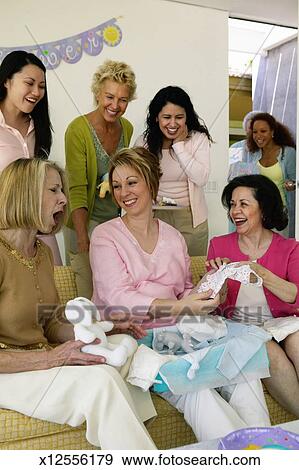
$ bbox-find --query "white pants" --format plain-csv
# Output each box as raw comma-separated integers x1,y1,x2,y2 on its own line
0,364,156,450
161,379,270,442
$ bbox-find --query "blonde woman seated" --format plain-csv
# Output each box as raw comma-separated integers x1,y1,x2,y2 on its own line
90,147,270,442
0,158,156,450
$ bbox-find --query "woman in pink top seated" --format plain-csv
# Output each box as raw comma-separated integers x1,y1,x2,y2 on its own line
207,174,299,418
0,50,61,264
135,86,212,256
90,148,270,442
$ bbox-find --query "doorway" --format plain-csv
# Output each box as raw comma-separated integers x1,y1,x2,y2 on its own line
229,18,298,238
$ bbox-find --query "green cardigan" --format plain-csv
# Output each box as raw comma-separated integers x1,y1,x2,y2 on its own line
65,115,133,227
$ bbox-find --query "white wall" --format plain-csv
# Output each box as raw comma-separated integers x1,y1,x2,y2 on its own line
0,0,229,256
166,0,298,28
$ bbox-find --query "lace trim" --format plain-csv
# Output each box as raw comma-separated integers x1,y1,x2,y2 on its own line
89,124,124,166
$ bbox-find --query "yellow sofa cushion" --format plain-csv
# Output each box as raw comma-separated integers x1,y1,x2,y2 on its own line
0,409,95,450
0,257,295,450
190,256,206,285
53,257,207,305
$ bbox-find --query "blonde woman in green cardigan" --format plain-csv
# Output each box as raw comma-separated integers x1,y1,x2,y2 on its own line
64,60,136,297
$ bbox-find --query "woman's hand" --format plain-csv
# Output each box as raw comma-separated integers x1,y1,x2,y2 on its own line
77,233,90,253
205,257,231,270
72,208,90,252
173,125,188,144
191,266,228,303
236,261,297,304
149,292,220,322
110,320,147,339
284,180,296,192
106,311,148,339
47,339,106,368
174,290,220,317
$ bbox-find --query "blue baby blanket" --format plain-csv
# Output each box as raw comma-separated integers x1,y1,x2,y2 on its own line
139,320,271,394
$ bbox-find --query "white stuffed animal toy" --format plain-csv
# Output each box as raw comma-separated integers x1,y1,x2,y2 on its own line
65,297,137,367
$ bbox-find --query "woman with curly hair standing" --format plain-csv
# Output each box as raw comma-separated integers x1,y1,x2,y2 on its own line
136,86,212,256
245,113,296,237
64,60,137,297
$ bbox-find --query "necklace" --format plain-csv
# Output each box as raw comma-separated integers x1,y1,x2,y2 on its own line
0,235,45,304
0,235,42,270
260,145,280,166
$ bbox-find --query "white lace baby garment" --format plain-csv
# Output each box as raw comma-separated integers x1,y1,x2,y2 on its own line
198,262,263,298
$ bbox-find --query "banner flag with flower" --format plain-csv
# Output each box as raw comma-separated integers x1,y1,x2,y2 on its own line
0,18,122,70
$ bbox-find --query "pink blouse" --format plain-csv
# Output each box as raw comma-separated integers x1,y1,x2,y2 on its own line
0,110,62,265
0,110,35,171
90,218,193,326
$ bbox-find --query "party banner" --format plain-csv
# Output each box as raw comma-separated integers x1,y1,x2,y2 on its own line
0,18,122,69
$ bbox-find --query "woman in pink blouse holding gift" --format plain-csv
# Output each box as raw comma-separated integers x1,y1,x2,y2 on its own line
89,147,270,442
135,86,212,256
90,146,215,324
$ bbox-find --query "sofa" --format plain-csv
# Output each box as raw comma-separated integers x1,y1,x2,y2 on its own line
0,257,296,450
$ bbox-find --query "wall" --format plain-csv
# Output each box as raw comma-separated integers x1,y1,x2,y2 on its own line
0,0,229,258
229,77,252,123
229,75,252,145
166,0,298,28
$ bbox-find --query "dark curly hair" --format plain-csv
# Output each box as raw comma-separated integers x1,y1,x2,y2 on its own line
221,174,288,231
0,50,52,158
247,112,295,153
143,86,212,156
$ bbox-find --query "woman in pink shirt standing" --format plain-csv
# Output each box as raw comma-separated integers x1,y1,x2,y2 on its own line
90,147,270,442
207,174,299,418
0,50,61,264
135,86,212,256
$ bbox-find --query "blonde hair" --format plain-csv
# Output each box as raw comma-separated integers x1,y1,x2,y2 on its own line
0,158,68,234
109,147,162,204
91,59,137,104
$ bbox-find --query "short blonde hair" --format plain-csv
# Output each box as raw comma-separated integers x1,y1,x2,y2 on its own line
109,147,162,204
0,158,68,234
91,59,137,104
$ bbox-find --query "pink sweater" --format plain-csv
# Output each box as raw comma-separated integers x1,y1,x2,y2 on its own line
90,218,193,325
207,232,299,318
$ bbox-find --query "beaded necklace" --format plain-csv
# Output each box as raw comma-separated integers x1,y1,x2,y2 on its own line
0,234,45,304
0,234,43,270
